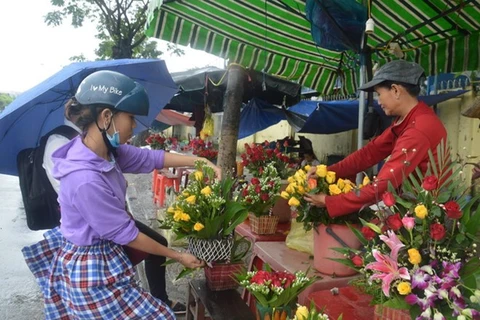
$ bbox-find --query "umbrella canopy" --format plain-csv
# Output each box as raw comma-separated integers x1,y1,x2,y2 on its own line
165,66,301,113
0,59,178,176
145,0,480,95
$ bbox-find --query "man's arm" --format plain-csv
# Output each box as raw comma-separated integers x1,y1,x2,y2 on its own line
325,129,432,217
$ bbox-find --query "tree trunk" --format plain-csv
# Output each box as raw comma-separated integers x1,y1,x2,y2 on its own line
217,66,245,176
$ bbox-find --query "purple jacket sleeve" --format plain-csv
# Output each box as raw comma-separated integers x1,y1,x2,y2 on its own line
72,180,139,245
116,145,165,173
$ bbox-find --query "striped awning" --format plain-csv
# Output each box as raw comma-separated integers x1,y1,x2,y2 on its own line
146,0,480,95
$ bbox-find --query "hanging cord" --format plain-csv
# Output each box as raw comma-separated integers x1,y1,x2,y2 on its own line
207,63,247,87
261,0,268,91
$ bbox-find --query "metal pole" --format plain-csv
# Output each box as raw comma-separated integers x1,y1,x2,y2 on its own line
356,57,366,185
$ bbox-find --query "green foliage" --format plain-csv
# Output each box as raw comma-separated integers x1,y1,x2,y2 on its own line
44,0,168,59
0,93,15,112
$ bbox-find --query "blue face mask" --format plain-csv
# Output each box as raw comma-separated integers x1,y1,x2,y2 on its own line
106,119,120,148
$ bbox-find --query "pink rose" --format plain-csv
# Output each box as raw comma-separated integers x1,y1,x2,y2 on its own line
402,216,415,230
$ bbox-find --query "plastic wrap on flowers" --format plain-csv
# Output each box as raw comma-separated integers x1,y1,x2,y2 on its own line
249,213,280,235
188,236,234,262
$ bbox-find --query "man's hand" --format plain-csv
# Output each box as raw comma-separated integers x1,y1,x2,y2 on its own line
304,193,327,207
473,164,480,181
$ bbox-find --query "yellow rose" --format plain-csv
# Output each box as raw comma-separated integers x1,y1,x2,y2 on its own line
280,191,290,199
186,195,196,204
167,207,175,214
294,170,306,183
193,222,204,231
180,213,191,221
297,185,305,195
285,183,296,194
408,248,422,265
343,184,353,193
295,305,309,320
414,205,428,219
173,210,183,222
182,190,190,197
201,186,212,196
336,178,345,190
326,171,336,184
304,165,311,172
287,176,295,183
316,165,327,178
329,184,342,195
397,282,412,295
344,179,354,186
363,176,371,186
194,170,203,181
288,197,300,207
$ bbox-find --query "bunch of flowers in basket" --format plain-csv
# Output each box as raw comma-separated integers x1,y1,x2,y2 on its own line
145,132,167,150
239,163,281,217
160,160,247,240
337,146,480,319
240,141,295,179
236,265,317,310
292,301,330,320
145,132,178,151
189,137,218,161
282,164,372,230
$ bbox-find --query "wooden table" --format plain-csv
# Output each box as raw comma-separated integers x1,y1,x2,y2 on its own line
234,219,290,243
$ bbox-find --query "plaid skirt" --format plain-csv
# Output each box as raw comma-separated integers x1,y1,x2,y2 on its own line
22,227,174,319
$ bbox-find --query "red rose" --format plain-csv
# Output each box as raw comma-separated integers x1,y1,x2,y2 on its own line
361,226,376,241
430,223,446,241
352,255,363,267
255,185,261,194
250,270,270,284
444,200,462,219
258,167,264,174
382,192,396,207
386,213,403,231
251,177,260,185
242,188,248,197
422,175,438,191
260,193,269,201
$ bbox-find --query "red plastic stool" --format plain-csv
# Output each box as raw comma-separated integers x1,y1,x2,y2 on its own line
152,169,159,194
153,170,178,207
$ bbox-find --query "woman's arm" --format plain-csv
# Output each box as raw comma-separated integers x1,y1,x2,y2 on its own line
127,232,204,269
164,153,221,178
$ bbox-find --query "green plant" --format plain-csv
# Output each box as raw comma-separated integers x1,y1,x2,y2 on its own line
335,144,480,319
159,160,248,239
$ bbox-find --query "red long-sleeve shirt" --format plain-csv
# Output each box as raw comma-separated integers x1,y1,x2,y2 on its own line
325,101,447,217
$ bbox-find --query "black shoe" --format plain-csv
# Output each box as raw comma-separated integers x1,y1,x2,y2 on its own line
168,300,187,315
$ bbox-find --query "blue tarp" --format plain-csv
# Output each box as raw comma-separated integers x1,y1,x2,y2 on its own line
237,90,468,138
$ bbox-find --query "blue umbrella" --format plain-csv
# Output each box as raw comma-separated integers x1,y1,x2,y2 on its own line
0,59,178,176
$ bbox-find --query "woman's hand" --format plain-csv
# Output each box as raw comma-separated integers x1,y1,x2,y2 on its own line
304,193,327,207
202,158,222,180
176,252,205,269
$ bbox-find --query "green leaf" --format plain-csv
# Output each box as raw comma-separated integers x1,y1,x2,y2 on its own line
347,222,368,246
430,205,442,218
465,204,480,235
455,233,466,244
382,296,410,309
175,267,199,280
436,191,452,203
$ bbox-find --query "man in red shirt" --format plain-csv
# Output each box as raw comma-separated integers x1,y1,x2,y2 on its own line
305,60,447,217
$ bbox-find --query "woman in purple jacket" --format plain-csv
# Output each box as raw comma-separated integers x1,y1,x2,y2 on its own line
23,70,218,319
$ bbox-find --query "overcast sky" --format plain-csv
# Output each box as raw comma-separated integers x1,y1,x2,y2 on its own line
0,0,224,93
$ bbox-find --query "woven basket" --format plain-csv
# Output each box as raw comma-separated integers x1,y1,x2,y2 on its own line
249,213,280,235
374,305,410,320
204,262,243,291
188,236,234,262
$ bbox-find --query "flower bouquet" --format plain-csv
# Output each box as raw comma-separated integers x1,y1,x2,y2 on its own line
145,132,167,150
239,163,282,234
282,164,372,231
240,141,295,179
236,265,317,320
159,160,248,265
337,145,480,319
292,301,330,320
190,137,218,161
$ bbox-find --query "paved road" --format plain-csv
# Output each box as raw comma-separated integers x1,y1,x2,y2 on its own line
0,174,44,320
